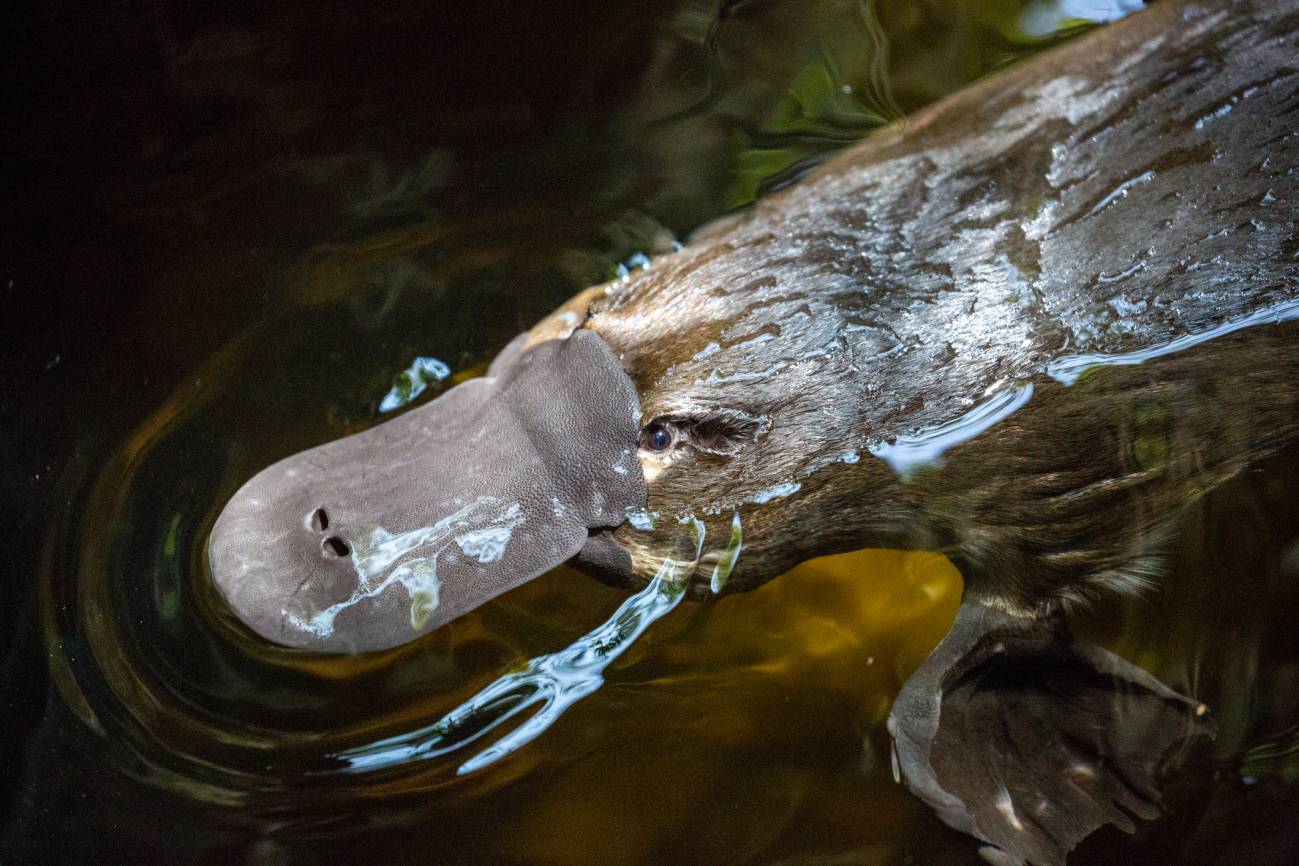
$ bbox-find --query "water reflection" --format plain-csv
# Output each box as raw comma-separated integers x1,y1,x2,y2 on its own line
378,356,451,413
870,384,1035,478
339,563,688,776
1048,298,1299,387
1020,1,1145,38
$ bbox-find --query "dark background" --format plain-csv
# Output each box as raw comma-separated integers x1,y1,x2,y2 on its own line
10,3,1298,864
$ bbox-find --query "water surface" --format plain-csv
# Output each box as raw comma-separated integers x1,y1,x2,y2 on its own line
5,1,1299,863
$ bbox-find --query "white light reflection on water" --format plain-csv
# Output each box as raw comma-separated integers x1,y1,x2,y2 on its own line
1048,297,1299,386
870,384,1035,478
378,355,451,412
336,518,708,776
869,298,1299,480
1019,0,1144,37
288,497,524,638
337,564,686,775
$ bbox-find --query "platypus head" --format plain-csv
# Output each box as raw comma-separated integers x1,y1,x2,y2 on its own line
207,323,652,652
210,226,894,653
570,230,903,599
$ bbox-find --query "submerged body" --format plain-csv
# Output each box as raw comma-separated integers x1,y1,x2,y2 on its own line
557,0,1299,610
209,1,1299,863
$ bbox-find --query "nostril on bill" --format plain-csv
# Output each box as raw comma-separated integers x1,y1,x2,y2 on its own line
310,508,329,531
322,536,350,558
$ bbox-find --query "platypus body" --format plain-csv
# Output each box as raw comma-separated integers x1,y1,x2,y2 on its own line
209,1,1299,863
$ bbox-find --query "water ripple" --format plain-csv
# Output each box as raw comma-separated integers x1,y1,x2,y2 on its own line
336,560,688,775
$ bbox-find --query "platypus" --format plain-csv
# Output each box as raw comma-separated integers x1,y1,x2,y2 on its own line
208,1,1299,863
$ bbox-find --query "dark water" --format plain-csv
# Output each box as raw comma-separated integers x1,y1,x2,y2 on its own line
4,1,1299,863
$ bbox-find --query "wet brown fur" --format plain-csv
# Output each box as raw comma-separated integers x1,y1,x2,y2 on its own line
535,0,1299,609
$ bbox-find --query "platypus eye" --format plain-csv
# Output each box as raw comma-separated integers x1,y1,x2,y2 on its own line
641,421,672,452
638,408,768,459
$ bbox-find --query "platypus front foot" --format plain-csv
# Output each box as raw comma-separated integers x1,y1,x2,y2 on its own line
887,599,1214,866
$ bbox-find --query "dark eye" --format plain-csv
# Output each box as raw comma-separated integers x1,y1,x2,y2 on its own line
642,422,672,452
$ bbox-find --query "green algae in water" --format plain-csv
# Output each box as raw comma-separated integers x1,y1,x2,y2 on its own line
409,589,439,630
1131,402,1172,473
709,512,744,593
162,513,181,558
379,356,451,413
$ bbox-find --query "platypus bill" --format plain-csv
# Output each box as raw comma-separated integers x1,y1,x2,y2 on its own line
208,1,1299,863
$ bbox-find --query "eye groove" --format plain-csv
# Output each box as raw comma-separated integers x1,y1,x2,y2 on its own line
310,508,329,531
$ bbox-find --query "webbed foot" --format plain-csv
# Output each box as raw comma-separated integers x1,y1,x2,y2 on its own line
888,600,1214,866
